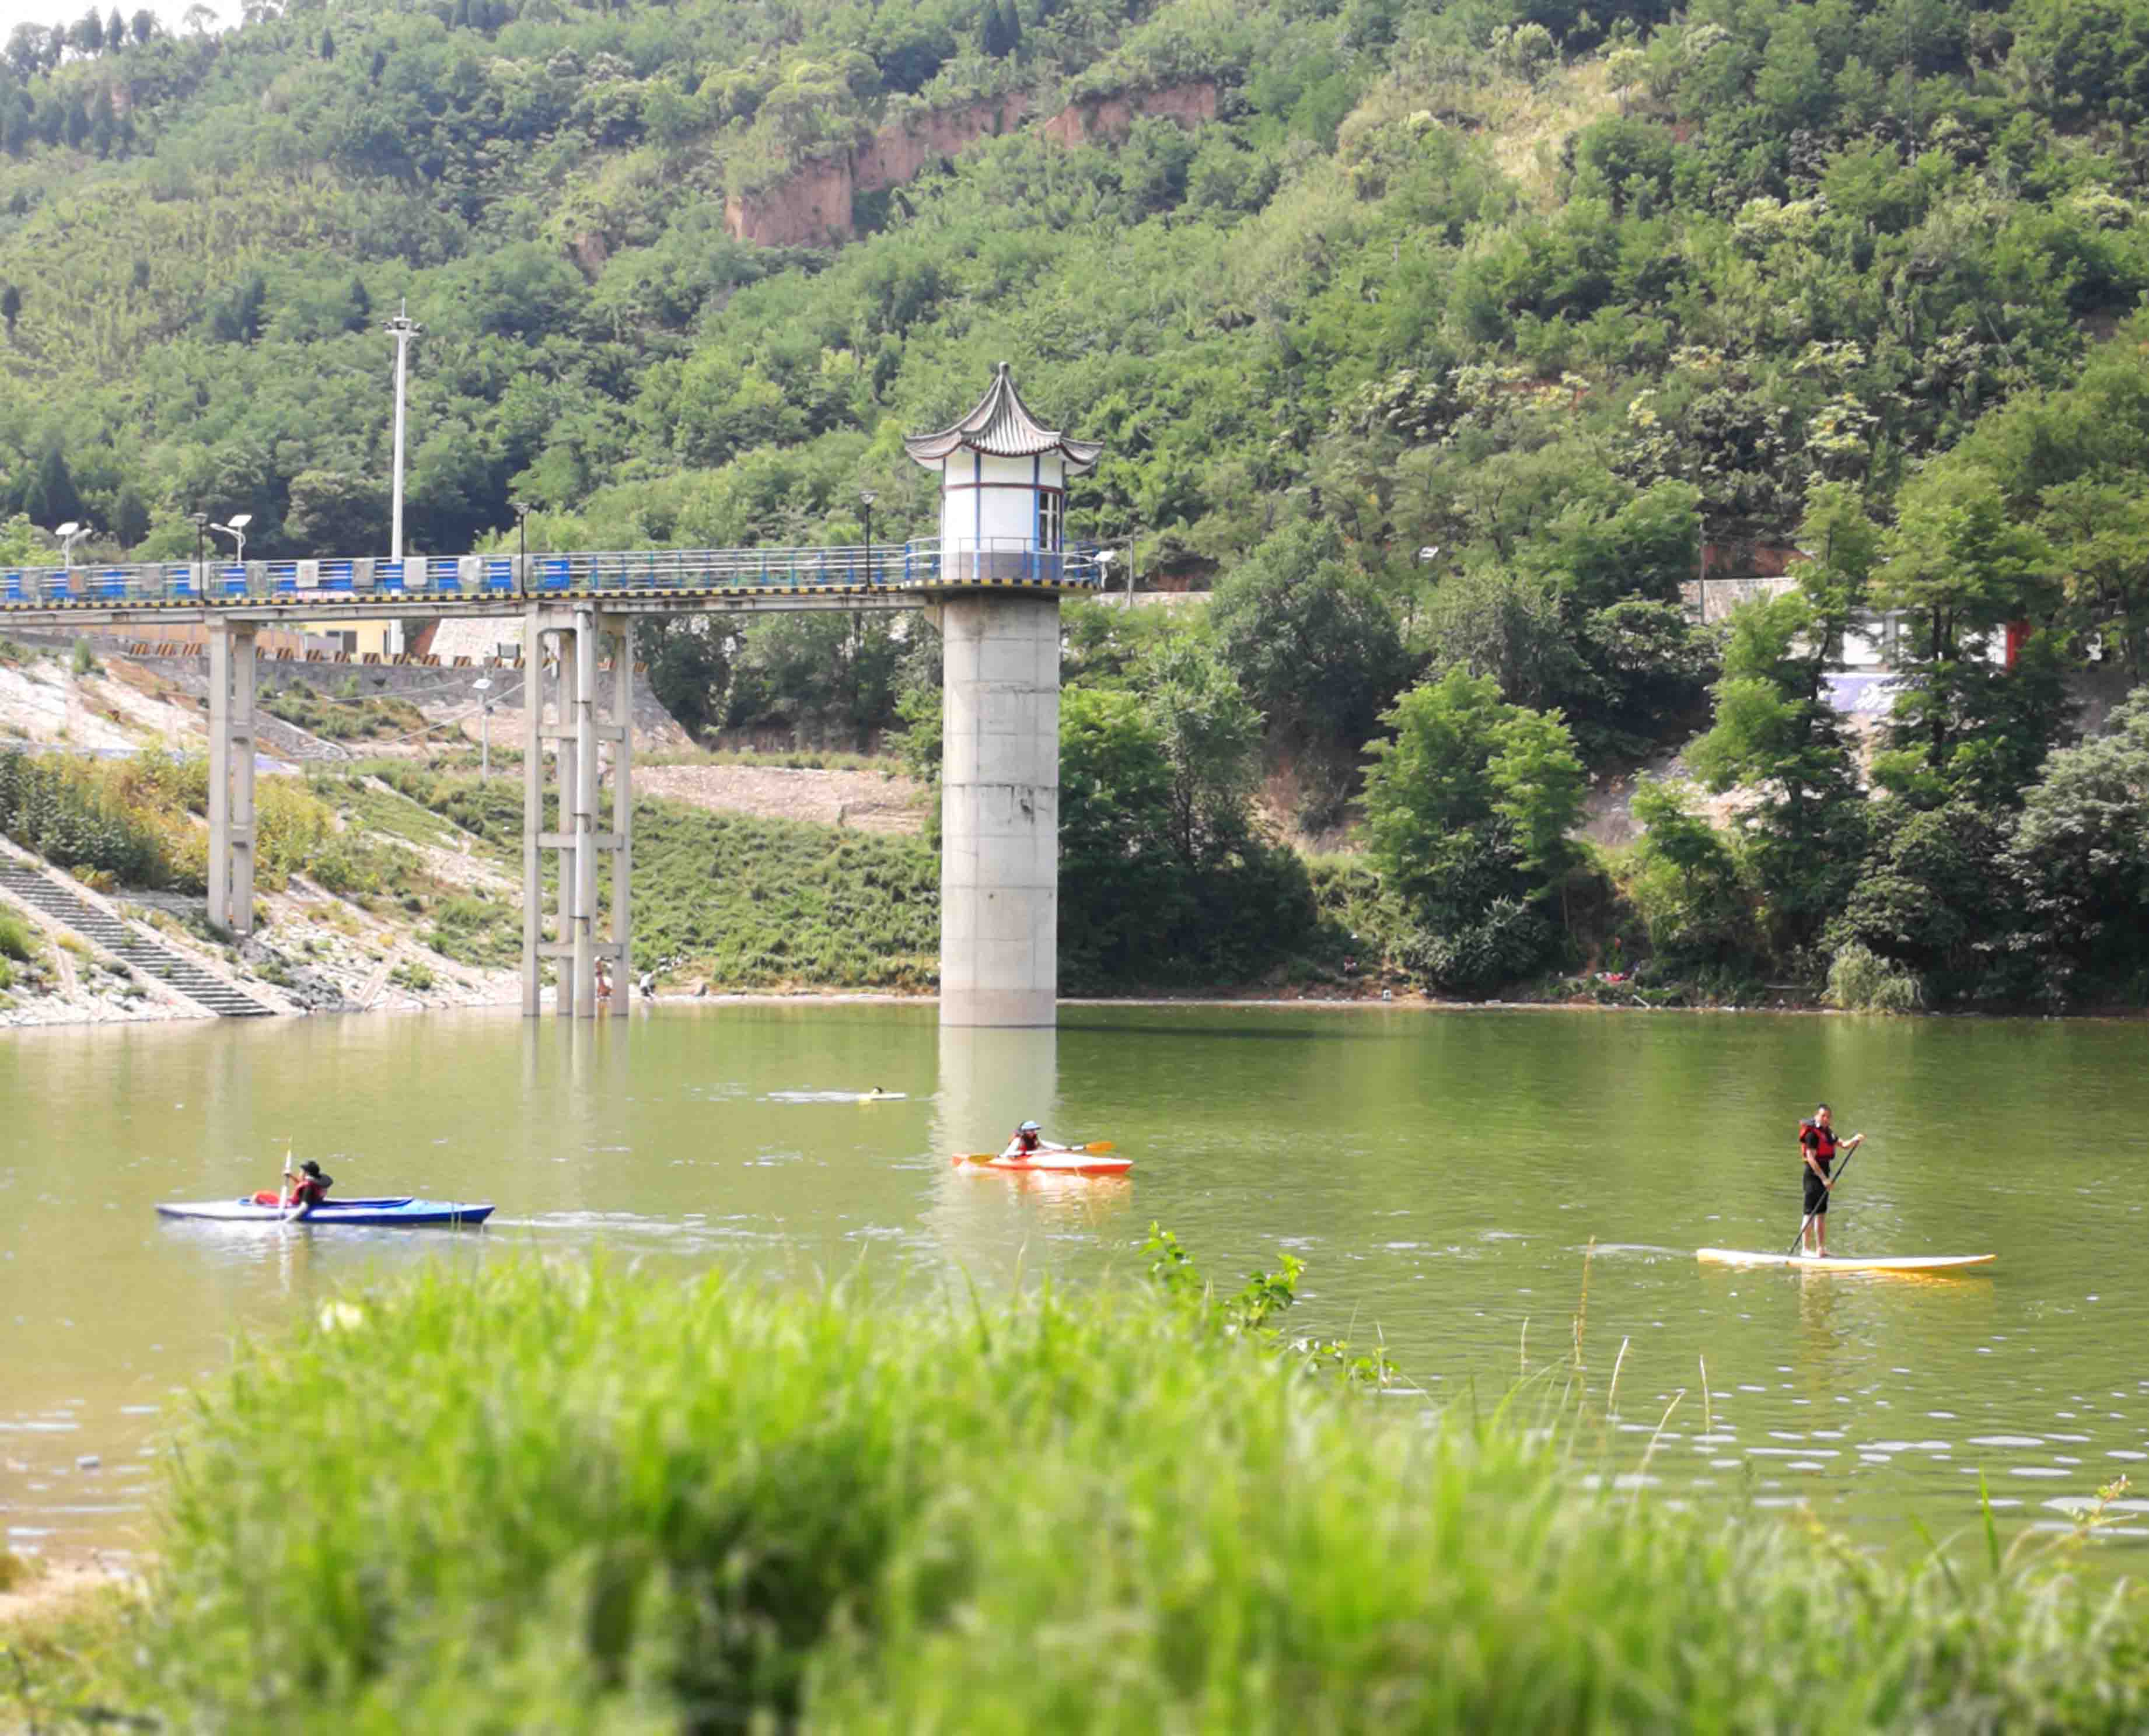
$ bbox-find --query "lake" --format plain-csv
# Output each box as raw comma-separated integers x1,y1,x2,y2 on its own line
4,1001,2147,1566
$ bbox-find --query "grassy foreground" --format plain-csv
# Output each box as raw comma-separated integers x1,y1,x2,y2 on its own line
11,1249,2149,1734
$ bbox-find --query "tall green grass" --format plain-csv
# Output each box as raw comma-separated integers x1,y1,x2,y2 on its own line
65,1247,2144,1734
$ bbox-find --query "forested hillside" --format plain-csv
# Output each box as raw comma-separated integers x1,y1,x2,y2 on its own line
7,0,2149,1006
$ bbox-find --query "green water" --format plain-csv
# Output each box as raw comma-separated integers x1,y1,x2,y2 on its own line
5,1002,2148,1566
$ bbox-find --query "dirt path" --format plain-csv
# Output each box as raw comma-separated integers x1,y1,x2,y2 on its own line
635,764,924,833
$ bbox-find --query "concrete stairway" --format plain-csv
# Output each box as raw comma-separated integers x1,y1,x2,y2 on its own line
0,863,275,1017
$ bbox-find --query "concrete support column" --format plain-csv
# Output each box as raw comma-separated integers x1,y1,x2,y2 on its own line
554,625,579,1018
205,620,257,937
519,607,632,1020
609,618,633,1019
570,611,600,1020
521,612,544,1017
938,593,1059,1027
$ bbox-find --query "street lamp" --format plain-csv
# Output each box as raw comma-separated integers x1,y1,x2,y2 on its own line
211,512,251,566
54,520,85,568
510,500,533,593
859,488,876,582
472,676,494,782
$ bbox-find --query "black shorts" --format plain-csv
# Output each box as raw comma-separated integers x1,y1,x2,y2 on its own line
1802,1167,1830,1216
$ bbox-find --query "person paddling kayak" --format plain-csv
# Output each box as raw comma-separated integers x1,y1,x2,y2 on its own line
1001,1121,1049,1161
254,1160,333,1216
1797,1106,1863,1257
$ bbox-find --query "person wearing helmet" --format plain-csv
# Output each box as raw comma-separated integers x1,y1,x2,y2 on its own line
1001,1121,1049,1162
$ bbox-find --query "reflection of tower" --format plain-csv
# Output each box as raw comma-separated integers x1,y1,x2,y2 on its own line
933,1023,1060,1163
925,1023,1076,1287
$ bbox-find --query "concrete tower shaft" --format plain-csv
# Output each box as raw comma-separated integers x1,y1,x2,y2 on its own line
937,593,1060,1027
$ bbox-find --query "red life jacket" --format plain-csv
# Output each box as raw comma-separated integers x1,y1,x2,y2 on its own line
1800,1120,1839,1166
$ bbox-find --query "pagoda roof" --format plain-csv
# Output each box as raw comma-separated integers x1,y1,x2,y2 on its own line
904,363,1103,474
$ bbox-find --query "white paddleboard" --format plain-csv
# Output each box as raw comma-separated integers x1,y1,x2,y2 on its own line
1696,1249,1995,1272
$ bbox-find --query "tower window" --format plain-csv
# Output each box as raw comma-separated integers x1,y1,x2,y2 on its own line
1037,489,1063,551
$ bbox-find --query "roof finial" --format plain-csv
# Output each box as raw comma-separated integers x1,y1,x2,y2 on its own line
995,360,1011,379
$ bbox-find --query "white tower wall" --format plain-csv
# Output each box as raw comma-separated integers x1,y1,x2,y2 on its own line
939,592,1060,1027
936,452,1070,581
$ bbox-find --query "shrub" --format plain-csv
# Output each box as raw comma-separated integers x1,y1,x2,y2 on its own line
1826,942,1927,1013
81,1253,2149,1733
0,910,32,961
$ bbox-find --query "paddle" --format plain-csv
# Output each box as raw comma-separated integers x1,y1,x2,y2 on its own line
1787,1133,1865,1255
956,1141,1116,1164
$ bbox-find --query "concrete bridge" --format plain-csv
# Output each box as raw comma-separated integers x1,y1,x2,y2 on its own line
0,368,1104,1030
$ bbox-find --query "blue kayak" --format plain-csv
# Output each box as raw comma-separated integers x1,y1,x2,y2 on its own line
156,1197,494,1227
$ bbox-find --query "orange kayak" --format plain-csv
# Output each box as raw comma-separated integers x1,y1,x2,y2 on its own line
954,1151,1134,1177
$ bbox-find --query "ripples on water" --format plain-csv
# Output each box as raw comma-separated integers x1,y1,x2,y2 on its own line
4,1003,2147,1564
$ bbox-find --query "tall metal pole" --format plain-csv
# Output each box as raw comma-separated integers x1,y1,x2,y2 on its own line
385,302,423,564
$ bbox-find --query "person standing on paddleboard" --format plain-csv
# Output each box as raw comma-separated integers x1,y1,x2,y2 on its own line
1798,1106,1863,1257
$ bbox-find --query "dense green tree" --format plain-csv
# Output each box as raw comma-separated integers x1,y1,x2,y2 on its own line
25,441,82,530
2007,694,2149,999
1209,522,1413,769
1138,638,1263,870
0,282,19,338
1686,589,1867,951
637,616,740,740
1874,463,2066,807
1362,668,1584,989
1057,687,1185,984
1826,802,2020,1003
112,481,149,550
1625,779,1752,966
1367,666,1590,902
285,471,389,554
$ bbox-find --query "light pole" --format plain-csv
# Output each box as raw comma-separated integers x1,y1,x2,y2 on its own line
386,300,424,657
859,488,876,582
472,676,494,781
54,520,85,568
385,300,423,564
190,511,209,579
511,499,533,593
211,512,251,566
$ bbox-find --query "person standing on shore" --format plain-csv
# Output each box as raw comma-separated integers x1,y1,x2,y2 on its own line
1798,1105,1862,1257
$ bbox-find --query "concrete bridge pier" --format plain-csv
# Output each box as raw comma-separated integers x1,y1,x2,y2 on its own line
205,620,257,937
522,605,631,1018
936,593,1060,1028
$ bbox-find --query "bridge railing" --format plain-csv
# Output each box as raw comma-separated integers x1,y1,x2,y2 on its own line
1,540,1108,610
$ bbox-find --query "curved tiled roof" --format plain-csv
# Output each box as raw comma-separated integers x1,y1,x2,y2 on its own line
904,363,1105,474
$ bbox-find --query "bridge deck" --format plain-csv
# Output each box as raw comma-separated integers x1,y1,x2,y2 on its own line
1,540,1100,629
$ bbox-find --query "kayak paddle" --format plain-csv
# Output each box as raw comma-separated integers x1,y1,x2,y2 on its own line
956,1142,1116,1164
1787,1133,1865,1255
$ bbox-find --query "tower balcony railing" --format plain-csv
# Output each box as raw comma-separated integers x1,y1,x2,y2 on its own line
1,540,1110,610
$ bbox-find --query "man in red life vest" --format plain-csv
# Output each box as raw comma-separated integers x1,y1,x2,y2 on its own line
1798,1105,1863,1257
1000,1121,1046,1162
